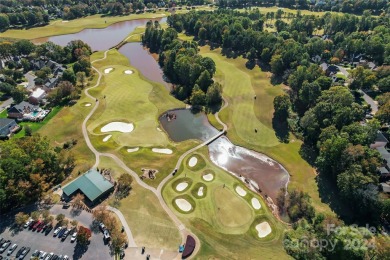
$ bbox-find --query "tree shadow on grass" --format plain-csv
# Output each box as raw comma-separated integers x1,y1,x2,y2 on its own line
272,116,289,143
316,174,355,225
245,60,256,70
298,143,317,166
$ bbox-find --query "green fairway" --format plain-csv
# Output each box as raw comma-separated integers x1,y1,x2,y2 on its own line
99,156,181,250
87,50,198,187
0,13,168,40
200,46,332,215
162,148,289,259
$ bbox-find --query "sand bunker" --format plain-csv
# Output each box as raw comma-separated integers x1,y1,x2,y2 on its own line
124,70,133,75
202,173,214,182
84,103,92,107
62,20,69,23
127,147,139,153
235,186,247,197
103,135,112,142
157,127,162,132
152,148,173,154
101,122,134,133
104,68,113,74
256,222,272,238
176,182,188,192
175,199,192,212
188,156,198,167
197,187,204,197
251,198,261,210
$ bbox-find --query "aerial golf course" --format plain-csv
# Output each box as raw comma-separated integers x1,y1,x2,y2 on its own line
3,10,334,259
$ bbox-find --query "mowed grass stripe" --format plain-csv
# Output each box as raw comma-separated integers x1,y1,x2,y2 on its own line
202,51,279,147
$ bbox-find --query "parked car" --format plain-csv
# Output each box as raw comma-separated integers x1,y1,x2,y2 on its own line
32,221,42,231
41,224,49,232
30,250,40,259
53,227,62,237
57,227,66,238
61,229,71,241
44,252,53,260
0,238,4,246
7,243,17,255
70,232,77,243
16,246,25,258
23,219,33,228
103,229,111,241
51,255,58,260
63,256,69,260
0,240,11,253
39,252,47,260
62,203,70,209
36,222,45,232
19,247,30,259
28,221,37,229
99,222,105,231
45,224,53,235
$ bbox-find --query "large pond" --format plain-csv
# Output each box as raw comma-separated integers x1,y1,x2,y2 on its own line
119,42,169,90
159,109,290,202
33,17,167,51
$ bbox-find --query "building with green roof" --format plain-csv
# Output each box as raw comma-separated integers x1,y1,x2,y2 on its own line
62,169,114,204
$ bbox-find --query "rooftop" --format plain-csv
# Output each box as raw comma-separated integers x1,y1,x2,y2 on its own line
62,169,114,202
31,88,45,98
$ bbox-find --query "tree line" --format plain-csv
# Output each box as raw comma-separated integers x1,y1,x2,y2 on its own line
0,135,75,212
142,20,222,109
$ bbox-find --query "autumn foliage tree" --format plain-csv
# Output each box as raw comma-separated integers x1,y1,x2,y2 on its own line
77,226,92,246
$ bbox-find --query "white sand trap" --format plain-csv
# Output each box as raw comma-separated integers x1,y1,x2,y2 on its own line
101,122,134,133
176,182,188,192
152,148,173,154
235,186,247,197
84,103,91,107
157,127,162,132
104,68,113,74
188,156,198,167
251,198,261,210
202,173,214,182
103,135,112,142
127,147,139,153
62,20,69,23
175,199,192,212
197,187,204,197
256,222,272,238
124,70,133,75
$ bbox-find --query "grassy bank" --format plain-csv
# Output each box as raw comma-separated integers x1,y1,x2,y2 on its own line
0,13,168,40
162,147,290,259
199,46,332,215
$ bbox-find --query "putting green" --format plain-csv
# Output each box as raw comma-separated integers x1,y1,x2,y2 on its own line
213,187,253,228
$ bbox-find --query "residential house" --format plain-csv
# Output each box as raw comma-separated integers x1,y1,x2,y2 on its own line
0,118,20,139
370,131,390,178
44,77,59,89
320,62,339,76
7,101,38,119
28,87,46,105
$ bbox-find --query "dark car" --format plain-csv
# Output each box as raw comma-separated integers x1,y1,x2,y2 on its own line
62,203,70,209
51,255,59,260
30,250,40,259
45,224,53,235
61,229,71,241
57,227,66,238
19,247,30,259
36,222,45,232
28,221,37,229
16,246,25,258
32,221,42,231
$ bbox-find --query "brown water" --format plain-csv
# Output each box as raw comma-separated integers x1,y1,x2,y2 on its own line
33,17,167,51
119,42,169,89
159,109,289,202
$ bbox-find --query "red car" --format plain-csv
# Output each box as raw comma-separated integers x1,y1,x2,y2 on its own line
36,222,45,232
32,221,41,231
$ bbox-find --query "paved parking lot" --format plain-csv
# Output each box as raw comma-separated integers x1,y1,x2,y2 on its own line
0,205,111,259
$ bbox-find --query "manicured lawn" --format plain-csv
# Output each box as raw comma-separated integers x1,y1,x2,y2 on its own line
100,156,181,250
87,50,198,187
162,147,289,259
0,13,169,40
200,46,333,215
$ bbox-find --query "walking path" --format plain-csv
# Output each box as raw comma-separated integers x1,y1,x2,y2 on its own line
107,206,137,247
81,47,230,258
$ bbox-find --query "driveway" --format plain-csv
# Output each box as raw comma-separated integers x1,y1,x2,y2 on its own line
0,205,112,260
361,90,378,114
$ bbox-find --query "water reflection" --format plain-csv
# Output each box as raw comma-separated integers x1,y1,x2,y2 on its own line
33,17,167,51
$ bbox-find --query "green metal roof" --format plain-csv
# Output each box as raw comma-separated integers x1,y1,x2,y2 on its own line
62,169,114,202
